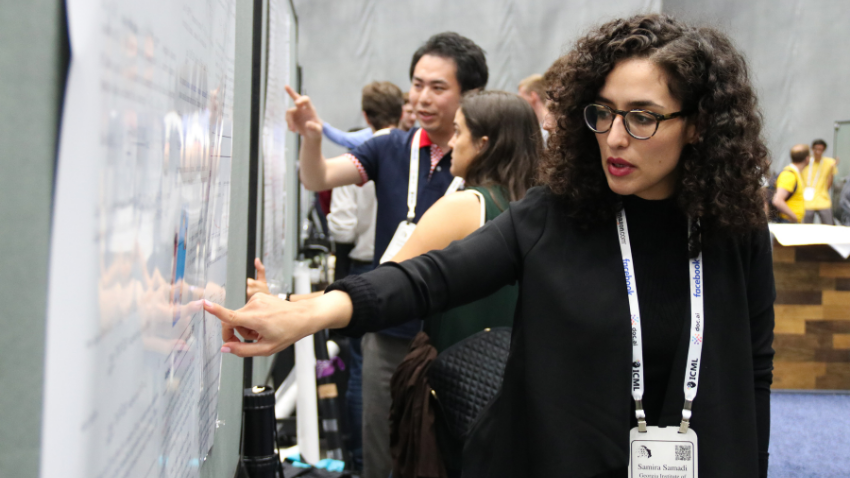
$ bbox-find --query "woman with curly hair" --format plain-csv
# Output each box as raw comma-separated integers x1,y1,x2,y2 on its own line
204,14,774,478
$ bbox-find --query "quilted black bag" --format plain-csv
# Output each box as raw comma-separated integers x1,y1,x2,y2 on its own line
426,327,512,441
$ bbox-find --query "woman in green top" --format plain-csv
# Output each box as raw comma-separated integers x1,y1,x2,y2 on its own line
389,90,543,351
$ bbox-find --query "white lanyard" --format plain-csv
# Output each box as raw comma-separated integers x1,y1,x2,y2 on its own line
405,129,463,222
406,129,423,221
616,209,704,434
806,159,822,188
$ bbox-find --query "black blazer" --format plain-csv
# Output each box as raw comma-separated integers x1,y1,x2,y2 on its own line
332,186,775,478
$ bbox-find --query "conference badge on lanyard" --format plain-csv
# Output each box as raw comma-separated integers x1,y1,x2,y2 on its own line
617,210,703,478
379,130,463,263
803,161,821,202
803,187,816,201
630,426,698,478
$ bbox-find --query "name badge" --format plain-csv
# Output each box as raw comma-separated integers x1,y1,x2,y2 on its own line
379,221,417,263
629,426,698,478
803,187,816,201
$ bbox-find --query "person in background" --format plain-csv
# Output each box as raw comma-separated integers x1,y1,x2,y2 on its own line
329,181,379,283
322,82,405,151
327,81,402,472
772,144,810,223
328,128,375,280
399,91,417,131
328,183,375,473
283,32,488,478
802,138,838,224
357,81,404,138
841,174,850,226
205,14,775,477
318,82,404,278
323,123,372,151
518,73,551,146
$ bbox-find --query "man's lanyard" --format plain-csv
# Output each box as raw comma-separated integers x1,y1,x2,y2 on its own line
806,159,822,188
616,209,704,434
405,129,463,222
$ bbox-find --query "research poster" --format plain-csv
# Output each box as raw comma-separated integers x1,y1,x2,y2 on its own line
261,0,292,287
41,0,236,476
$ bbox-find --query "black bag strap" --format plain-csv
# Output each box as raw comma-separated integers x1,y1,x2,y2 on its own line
779,166,798,196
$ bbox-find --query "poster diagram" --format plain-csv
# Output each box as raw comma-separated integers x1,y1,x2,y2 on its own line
41,0,236,477
261,0,292,287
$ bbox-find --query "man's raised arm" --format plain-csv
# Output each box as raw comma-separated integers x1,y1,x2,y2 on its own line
285,85,363,191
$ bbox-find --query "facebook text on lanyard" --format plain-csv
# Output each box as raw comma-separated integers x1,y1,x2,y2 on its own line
617,209,703,478
379,129,463,263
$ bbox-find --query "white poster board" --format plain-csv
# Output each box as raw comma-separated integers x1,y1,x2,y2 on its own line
41,0,236,476
261,0,292,287
769,223,850,258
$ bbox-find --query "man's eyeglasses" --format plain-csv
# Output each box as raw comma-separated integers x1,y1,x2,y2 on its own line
583,103,686,140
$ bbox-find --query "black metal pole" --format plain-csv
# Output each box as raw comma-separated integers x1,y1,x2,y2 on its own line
243,0,265,391
314,329,348,466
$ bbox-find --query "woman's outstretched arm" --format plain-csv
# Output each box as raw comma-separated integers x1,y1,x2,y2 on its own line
203,187,551,355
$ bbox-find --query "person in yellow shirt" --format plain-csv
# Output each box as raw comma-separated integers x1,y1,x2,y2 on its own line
802,138,838,224
772,144,810,223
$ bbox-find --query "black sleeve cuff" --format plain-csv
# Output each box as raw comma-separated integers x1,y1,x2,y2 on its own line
759,452,769,478
326,274,379,338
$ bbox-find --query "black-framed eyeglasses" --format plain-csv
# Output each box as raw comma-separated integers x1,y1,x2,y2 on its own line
583,103,686,140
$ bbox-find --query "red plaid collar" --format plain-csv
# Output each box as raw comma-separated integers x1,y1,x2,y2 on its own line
418,128,433,148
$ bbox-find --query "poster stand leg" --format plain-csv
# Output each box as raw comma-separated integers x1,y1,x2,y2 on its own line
293,261,320,464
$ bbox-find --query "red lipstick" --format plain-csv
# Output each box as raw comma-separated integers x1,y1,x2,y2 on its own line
607,157,635,177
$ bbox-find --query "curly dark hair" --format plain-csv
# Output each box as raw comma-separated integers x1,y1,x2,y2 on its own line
541,14,769,251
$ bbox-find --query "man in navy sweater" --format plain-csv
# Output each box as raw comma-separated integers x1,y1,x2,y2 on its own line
285,32,488,478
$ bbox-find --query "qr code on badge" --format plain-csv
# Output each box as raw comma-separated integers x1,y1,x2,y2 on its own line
675,445,691,461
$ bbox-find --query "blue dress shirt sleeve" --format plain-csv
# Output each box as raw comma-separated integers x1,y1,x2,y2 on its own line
322,123,373,150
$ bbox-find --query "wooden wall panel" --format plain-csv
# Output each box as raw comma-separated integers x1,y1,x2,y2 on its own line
772,242,850,390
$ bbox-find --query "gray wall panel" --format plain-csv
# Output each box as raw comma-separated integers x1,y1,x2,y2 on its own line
0,0,68,476
663,0,850,171
293,0,660,157
294,0,849,172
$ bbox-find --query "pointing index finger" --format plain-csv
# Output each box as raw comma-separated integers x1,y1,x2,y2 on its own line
284,85,300,101
255,257,266,282
203,299,241,326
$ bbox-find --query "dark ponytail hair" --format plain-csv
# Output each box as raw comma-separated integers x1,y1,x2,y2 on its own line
460,90,542,201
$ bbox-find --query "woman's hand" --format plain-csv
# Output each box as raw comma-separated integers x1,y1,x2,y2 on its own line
202,291,354,357
246,258,272,299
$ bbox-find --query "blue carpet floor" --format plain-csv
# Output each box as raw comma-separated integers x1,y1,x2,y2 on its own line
769,391,850,478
